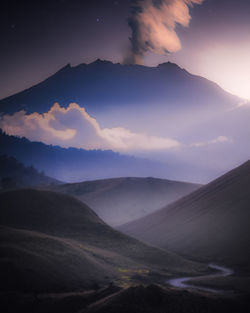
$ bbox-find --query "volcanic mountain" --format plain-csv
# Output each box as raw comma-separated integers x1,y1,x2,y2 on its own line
0,60,247,183
0,189,205,294
50,177,201,226
119,161,250,272
0,60,239,117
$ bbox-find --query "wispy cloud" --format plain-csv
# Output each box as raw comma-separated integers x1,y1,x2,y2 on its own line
190,136,232,148
237,99,250,108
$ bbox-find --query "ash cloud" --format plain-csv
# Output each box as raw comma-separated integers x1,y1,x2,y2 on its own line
126,0,203,64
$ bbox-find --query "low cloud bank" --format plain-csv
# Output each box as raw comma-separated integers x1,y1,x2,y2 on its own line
0,102,180,152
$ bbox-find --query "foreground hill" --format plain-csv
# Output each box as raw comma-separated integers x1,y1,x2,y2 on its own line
50,177,201,226
0,154,59,189
0,189,204,294
119,161,250,272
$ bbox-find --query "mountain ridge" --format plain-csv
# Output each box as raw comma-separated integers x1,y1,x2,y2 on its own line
0,131,176,182
0,59,240,115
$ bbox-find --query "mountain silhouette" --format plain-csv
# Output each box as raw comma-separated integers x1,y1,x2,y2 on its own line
0,59,239,116
0,131,174,182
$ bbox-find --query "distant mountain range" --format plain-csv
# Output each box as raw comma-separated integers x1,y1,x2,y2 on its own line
50,177,201,226
119,161,250,275
0,131,176,182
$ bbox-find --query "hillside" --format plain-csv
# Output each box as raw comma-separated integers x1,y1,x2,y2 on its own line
0,189,205,294
119,161,250,272
50,177,201,226
0,154,59,189
0,131,172,182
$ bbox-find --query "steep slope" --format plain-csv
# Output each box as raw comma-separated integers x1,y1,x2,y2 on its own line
119,161,250,271
0,131,171,182
0,189,205,294
51,177,201,226
0,154,60,189
0,60,239,116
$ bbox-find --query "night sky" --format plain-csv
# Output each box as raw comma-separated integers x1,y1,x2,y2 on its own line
1,0,250,100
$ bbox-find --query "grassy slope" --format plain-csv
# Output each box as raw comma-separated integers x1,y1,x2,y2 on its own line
0,189,205,293
48,177,201,226
119,161,250,272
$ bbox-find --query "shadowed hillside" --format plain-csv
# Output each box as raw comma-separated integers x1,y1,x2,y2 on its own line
0,189,205,295
119,161,250,274
50,177,201,226
0,132,174,182
0,155,60,189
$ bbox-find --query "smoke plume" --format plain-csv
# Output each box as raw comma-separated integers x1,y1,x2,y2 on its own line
127,0,203,64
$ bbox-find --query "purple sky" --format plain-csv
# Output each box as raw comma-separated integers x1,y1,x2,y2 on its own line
1,0,250,100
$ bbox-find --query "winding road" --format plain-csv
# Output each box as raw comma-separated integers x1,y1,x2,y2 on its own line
168,264,234,293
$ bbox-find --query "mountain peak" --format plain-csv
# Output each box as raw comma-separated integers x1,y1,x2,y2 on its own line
157,61,182,70
57,63,71,72
91,59,113,66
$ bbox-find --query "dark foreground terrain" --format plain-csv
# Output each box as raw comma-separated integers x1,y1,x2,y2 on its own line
1,283,250,313
1,179,250,312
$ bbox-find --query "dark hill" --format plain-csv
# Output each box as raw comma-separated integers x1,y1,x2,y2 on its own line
119,161,250,272
0,189,205,294
50,177,201,226
0,154,60,189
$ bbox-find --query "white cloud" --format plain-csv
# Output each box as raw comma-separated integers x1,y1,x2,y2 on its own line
0,102,180,151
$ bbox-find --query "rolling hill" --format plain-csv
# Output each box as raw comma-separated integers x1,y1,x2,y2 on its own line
119,161,250,272
0,189,205,294
50,177,201,226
